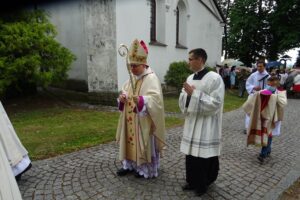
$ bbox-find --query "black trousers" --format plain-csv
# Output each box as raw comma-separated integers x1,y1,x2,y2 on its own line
185,155,219,192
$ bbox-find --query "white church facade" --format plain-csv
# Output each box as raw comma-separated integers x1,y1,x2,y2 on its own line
37,0,225,104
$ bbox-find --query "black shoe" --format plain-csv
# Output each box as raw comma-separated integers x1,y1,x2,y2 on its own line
195,188,207,196
257,155,265,163
15,163,32,182
134,171,144,178
243,130,247,134
116,168,132,176
182,183,195,191
15,174,22,182
24,163,32,173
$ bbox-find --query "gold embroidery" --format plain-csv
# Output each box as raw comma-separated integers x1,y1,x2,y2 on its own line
124,78,144,161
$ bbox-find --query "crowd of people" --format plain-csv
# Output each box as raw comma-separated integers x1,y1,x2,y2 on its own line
217,61,300,98
1,38,299,198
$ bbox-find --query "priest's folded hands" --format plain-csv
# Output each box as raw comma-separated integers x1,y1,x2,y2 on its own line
183,82,195,96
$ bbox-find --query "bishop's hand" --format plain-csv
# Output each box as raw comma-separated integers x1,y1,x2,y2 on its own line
118,94,127,103
132,95,139,104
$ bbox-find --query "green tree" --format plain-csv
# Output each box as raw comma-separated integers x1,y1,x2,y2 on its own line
0,9,76,97
266,0,300,60
216,0,234,59
227,0,266,66
227,0,300,66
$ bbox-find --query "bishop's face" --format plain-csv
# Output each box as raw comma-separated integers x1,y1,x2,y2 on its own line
130,64,146,76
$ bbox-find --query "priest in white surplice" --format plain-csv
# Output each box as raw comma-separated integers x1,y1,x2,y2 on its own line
0,138,23,200
246,61,270,95
244,61,270,133
179,48,225,196
0,101,32,182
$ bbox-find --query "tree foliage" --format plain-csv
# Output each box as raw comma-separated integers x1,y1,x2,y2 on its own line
0,9,76,97
216,0,234,59
267,0,300,59
227,0,267,66
224,0,300,66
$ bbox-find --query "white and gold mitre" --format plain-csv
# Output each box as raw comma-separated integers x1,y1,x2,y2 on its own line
128,39,148,65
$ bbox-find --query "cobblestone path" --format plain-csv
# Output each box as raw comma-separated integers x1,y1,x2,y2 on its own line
18,99,300,200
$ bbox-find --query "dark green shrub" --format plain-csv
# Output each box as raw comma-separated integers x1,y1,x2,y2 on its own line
164,62,218,93
0,9,76,97
164,61,191,93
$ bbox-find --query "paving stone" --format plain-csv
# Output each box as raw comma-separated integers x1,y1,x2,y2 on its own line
44,194,54,200
17,99,300,199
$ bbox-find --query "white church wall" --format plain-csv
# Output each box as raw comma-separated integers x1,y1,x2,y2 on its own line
85,0,118,92
187,0,223,66
41,0,223,94
38,0,89,90
116,0,223,90
116,0,150,91
39,0,118,93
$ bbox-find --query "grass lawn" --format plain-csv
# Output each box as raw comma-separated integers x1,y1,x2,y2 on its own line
8,89,245,160
164,96,180,113
10,107,183,160
11,108,119,160
279,177,300,200
223,90,247,112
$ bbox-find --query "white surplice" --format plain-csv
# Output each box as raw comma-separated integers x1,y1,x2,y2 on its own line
179,71,225,158
0,142,23,200
246,70,270,94
0,101,31,176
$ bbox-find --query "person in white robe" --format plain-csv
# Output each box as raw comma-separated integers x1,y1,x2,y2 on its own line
0,139,23,200
244,61,270,133
179,48,225,196
0,101,32,181
115,39,165,179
